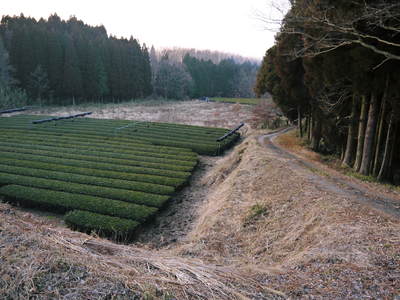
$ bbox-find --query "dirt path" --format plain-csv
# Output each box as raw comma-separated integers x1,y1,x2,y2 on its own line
259,128,400,219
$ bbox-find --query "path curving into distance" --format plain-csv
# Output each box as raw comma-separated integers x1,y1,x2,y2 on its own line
258,128,400,219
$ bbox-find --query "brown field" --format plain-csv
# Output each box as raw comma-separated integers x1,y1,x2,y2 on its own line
32,100,261,128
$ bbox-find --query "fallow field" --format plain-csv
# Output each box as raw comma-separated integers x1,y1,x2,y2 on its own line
0,114,239,240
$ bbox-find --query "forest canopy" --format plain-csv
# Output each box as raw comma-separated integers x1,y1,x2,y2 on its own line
0,14,152,105
255,0,400,184
0,14,259,106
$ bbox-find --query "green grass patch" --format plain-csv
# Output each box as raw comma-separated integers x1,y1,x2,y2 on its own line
243,203,269,226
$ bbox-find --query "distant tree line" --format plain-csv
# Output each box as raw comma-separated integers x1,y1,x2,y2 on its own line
153,47,260,65
0,14,152,106
256,0,400,184
150,48,259,99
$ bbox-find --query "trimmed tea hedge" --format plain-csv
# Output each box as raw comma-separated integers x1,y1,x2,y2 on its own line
0,185,157,221
0,157,185,187
0,145,194,172
0,134,197,162
65,210,139,241
0,173,169,207
0,117,239,155
0,129,197,157
0,151,190,179
0,114,241,239
0,141,197,167
0,164,174,195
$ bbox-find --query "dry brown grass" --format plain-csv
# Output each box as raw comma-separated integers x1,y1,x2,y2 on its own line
275,130,321,161
276,130,400,198
176,130,400,298
0,202,283,299
31,100,256,129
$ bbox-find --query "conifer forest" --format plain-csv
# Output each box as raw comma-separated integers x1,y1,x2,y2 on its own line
0,14,259,107
255,0,400,184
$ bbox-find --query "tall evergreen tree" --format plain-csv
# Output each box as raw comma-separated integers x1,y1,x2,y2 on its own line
62,34,82,103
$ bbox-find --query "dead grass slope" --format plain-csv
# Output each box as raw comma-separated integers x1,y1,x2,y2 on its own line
177,130,400,298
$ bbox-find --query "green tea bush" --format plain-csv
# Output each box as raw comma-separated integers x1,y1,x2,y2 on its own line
0,157,185,187
0,151,190,179
0,144,193,172
0,164,175,195
0,135,197,162
0,173,169,207
65,210,139,241
0,185,157,221
0,141,197,167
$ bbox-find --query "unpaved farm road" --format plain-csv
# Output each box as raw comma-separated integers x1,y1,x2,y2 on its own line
259,128,400,219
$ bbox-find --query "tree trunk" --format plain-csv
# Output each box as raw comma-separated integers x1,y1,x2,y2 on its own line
340,143,345,161
304,116,308,135
377,112,394,181
354,95,369,172
298,106,303,138
342,95,359,167
388,124,397,177
372,92,388,176
308,113,312,142
311,116,322,151
359,93,379,175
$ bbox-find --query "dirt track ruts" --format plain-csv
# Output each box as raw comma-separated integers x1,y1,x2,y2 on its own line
259,128,400,219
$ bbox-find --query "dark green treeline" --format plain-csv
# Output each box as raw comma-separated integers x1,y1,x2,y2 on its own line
183,54,259,98
0,14,152,104
255,0,400,184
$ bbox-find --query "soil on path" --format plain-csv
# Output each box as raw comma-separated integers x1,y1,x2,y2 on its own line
261,128,400,219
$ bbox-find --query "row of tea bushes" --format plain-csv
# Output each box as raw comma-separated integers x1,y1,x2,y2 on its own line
0,185,156,222
65,210,139,242
0,114,241,240
0,173,169,207
0,157,186,187
0,115,239,155
0,150,191,180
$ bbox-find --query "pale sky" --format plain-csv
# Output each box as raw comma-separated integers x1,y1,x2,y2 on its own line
2,0,288,59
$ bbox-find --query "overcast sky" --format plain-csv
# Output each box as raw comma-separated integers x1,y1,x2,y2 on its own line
2,0,288,59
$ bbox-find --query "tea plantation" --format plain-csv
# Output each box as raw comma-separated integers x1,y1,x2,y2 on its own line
0,115,239,240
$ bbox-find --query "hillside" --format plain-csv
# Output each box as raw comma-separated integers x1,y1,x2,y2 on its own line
1,101,399,299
